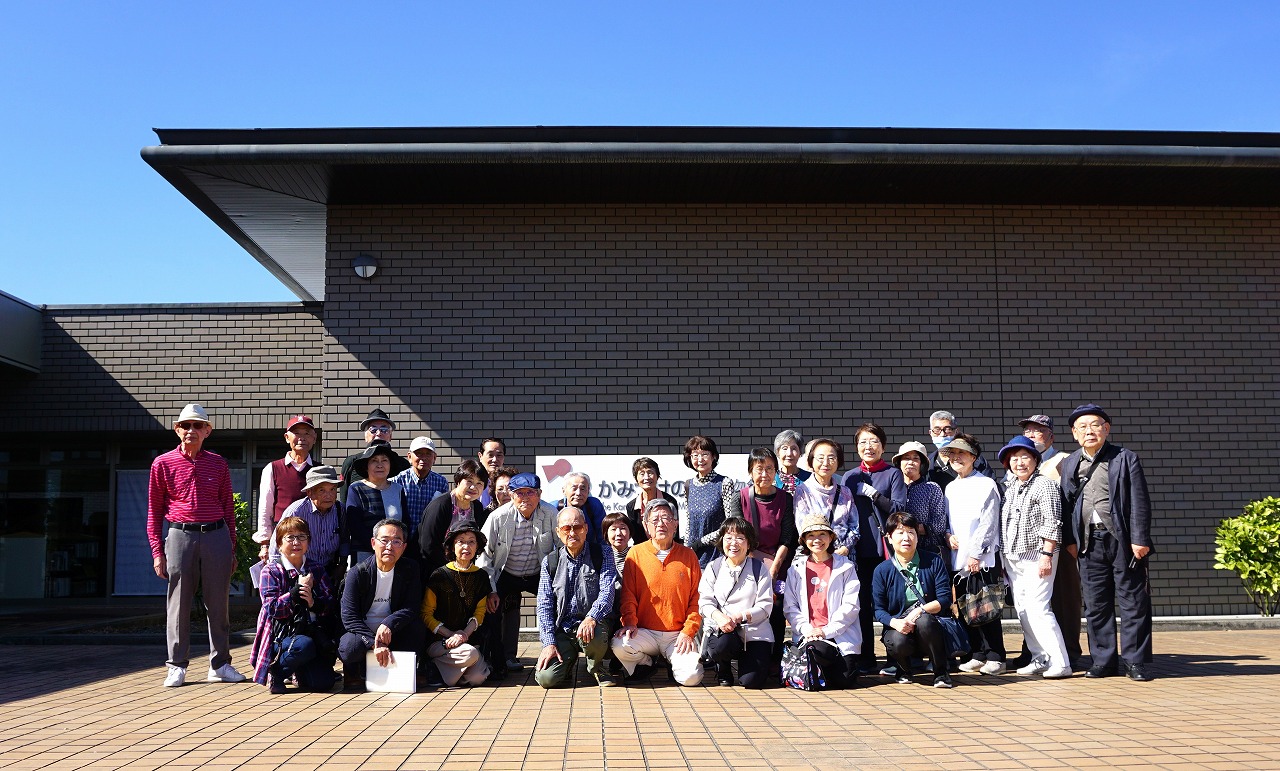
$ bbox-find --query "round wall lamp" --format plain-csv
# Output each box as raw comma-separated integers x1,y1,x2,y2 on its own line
352,254,379,279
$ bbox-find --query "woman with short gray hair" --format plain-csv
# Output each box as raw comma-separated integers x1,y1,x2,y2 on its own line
773,429,811,496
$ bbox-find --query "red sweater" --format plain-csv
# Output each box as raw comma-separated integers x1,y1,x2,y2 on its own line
621,540,702,637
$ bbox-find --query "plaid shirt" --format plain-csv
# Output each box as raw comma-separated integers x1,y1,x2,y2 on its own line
1000,471,1063,560
392,468,449,535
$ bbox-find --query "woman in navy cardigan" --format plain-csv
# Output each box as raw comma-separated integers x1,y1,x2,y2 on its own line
872,511,958,688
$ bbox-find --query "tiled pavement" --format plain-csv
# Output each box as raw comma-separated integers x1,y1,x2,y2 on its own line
2,629,1279,770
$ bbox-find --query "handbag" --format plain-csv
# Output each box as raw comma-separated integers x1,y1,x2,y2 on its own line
953,568,1007,626
780,640,827,691
938,614,970,657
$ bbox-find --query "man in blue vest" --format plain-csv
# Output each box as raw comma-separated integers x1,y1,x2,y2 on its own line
533,506,618,688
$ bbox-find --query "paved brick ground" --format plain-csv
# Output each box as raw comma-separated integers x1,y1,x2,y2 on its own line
2,630,1279,770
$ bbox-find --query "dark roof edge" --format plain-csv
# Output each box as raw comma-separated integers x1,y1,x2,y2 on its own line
0,289,42,311
140,141,1280,168
152,125,1280,149
44,301,321,312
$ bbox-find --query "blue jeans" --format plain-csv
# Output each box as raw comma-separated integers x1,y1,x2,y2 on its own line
276,635,336,691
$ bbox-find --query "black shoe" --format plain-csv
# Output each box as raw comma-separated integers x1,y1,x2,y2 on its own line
1069,657,1088,672
1085,665,1118,678
1007,654,1034,670
933,674,954,689
856,662,879,676
894,672,913,685
1125,663,1154,682
716,664,734,687
625,663,655,682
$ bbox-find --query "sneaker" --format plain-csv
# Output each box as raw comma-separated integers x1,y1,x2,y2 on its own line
958,659,985,673
163,665,186,687
979,661,1007,675
894,672,913,685
624,663,655,682
207,663,248,683
596,673,620,688
1016,659,1049,676
505,657,524,672
933,674,955,689
1042,666,1073,679
879,665,898,677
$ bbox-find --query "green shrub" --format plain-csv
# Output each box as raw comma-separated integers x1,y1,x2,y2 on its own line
1214,496,1280,616
232,492,256,588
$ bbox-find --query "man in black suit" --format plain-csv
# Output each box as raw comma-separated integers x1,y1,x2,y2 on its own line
1059,404,1154,682
338,518,426,691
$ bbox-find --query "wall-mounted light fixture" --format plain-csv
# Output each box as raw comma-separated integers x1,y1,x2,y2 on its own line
352,254,379,280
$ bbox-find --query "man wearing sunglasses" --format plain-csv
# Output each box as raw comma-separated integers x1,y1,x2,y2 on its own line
533,507,618,688
339,408,411,500
148,403,246,687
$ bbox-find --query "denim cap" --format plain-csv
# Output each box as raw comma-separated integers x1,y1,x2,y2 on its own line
998,435,1042,468
1069,403,1112,428
508,472,541,492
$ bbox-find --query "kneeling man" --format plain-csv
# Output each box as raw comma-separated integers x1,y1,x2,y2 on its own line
535,507,618,688
339,519,427,691
612,499,705,686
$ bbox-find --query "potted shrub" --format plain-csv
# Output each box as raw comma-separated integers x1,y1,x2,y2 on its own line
1214,496,1280,616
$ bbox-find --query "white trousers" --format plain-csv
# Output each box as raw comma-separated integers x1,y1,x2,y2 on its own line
1008,552,1071,670
427,640,489,686
611,628,705,686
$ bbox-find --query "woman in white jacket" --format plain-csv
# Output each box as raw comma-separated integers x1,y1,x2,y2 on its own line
942,434,1007,675
699,517,774,688
783,513,862,689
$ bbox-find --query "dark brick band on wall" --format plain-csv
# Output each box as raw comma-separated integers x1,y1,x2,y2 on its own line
0,304,325,433
322,203,1280,616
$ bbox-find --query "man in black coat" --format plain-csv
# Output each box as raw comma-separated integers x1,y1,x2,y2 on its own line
1059,403,1155,682
338,518,427,691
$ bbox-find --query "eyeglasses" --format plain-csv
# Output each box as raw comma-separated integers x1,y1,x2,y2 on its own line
282,534,309,544
558,524,587,533
1074,421,1107,431
929,426,956,437
366,426,391,434
649,515,675,525
177,422,206,430
857,439,882,447
374,537,405,548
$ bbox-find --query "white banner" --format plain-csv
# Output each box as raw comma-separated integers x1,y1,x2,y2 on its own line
535,454,751,513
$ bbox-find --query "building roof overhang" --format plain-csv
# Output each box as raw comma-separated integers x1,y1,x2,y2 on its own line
142,126,1280,301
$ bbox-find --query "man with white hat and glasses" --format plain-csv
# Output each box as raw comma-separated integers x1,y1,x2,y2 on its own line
147,403,246,687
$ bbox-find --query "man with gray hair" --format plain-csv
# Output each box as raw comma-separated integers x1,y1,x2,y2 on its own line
534,507,618,688
560,471,609,548
926,410,994,489
147,403,245,687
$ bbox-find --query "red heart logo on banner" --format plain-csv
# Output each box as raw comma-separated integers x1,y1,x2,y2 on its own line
542,459,573,481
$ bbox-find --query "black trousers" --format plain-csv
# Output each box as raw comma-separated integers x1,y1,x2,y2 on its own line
806,639,859,690
855,555,883,665
705,632,773,689
338,617,427,678
882,612,948,675
1079,529,1153,669
497,570,540,664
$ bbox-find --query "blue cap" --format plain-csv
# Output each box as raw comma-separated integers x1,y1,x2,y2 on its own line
1069,403,1112,428
508,472,541,491
998,435,1041,468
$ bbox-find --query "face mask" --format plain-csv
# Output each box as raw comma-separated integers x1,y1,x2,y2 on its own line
1031,439,1048,453
932,435,953,449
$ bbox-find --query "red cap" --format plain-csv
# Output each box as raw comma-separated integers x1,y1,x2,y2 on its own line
286,414,315,431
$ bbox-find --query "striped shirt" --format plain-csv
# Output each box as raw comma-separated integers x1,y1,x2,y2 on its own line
275,497,346,568
392,468,449,533
147,446,235,558
504,516,541,577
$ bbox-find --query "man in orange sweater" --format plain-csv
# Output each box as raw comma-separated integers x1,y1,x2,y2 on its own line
612,499,705,686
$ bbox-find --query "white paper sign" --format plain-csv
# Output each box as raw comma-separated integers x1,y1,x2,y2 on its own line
535,454,751,513
365,650,417,693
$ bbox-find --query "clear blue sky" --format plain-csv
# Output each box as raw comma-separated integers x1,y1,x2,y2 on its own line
2,2,1277,305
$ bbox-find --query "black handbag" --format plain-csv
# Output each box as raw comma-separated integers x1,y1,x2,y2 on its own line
953,568,1007,626
780,641,827,690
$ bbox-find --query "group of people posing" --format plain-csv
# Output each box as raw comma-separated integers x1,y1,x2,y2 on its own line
150,402,1154,693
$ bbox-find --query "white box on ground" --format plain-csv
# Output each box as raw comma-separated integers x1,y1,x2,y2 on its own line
364,651,416,693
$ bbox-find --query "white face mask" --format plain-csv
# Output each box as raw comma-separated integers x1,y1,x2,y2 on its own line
932,435,953,449
1031,439,1048,453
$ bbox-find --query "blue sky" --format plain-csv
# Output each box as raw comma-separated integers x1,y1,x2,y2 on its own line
2,2,1277,305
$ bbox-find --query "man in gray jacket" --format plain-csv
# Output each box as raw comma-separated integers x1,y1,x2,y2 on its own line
479,472,558,673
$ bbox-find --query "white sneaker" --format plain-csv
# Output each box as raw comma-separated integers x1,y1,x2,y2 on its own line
207,663,247,683
980,660,1007,675
1042,666,1073,679
958,659,985,673
1016,659,1049,676
163,665,186,687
